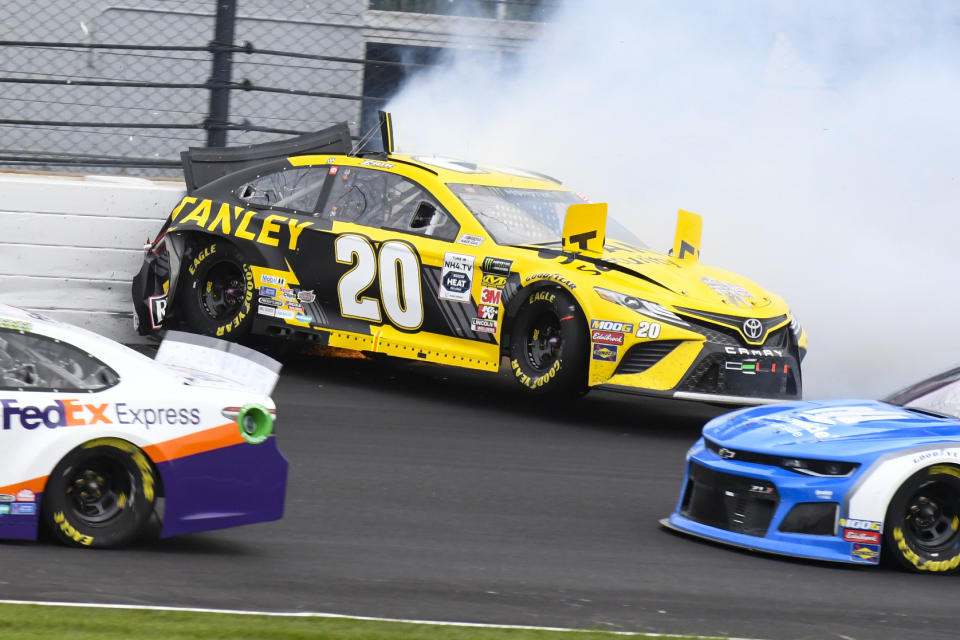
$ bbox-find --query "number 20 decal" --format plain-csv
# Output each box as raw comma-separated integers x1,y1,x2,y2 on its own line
636,321,661,339
335,234,423,330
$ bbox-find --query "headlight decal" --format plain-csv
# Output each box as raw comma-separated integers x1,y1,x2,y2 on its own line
593,287,689,326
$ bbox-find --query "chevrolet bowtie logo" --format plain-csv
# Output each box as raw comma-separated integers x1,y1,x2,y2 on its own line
718,447,736,459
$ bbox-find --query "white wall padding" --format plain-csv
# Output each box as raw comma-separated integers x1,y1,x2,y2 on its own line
0,172,185,342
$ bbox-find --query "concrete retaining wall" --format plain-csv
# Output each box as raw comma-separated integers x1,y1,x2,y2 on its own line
0,171,185,342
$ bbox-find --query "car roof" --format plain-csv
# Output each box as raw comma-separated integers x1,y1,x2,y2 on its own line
289,153,566,191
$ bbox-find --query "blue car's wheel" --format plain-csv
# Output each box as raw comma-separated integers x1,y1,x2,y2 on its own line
885,465,960,573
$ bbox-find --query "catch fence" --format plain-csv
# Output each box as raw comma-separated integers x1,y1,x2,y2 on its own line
0,0,553,175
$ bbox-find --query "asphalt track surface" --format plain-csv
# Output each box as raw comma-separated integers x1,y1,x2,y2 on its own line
1,352,957,640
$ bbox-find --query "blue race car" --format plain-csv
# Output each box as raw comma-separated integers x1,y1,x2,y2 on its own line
662,366,960,573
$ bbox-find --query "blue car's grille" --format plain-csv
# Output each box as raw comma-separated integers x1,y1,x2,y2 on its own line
680,461,779,537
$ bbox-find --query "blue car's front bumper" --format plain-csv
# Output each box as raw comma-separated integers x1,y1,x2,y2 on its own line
664,439,879,565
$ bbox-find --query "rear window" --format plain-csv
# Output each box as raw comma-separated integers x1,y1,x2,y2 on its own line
0,329,119,392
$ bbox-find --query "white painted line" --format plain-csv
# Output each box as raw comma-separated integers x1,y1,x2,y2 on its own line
0,599,766,640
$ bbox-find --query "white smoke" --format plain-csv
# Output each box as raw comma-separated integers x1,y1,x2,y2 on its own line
386,1,960,399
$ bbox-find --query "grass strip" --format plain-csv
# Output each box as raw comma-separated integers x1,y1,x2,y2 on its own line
0,603,716,640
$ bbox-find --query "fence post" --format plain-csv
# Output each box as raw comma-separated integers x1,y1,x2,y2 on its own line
205,0,237,147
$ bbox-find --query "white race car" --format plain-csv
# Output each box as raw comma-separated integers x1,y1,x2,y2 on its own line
0,304,287,548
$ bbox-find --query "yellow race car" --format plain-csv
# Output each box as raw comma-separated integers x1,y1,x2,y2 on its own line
133,113,806,404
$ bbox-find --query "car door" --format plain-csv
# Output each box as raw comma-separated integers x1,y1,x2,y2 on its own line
309,164,501,370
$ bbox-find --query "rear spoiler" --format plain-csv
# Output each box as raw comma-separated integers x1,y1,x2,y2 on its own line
181,122,352,193
155,331,282,395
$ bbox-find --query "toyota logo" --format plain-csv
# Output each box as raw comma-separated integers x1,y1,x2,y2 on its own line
743,318,763,341
718,447,736,459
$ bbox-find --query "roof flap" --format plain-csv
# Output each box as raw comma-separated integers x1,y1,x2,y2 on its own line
181,122,352,192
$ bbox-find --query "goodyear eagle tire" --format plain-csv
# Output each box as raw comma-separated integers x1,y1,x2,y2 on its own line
508,288,588,396
884,465,960,573
181,240,255,339
42,439,157,549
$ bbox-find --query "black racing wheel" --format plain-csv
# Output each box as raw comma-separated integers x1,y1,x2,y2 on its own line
508,288,588,396
885,464,960,573
180,240,255,339
43,439,157,548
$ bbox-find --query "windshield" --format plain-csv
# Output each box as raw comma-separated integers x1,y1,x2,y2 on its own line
885,368,960,419
448,184,644,247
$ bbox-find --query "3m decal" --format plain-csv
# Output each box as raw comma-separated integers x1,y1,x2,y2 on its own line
591,319,634,333
481,287,502,305
591,330,624,346
335,234,424,330
258,306,276,317
170,197,314,250
635,321,661,339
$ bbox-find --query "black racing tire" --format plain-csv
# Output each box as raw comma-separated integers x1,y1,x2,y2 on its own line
508,287,588,396
180,239,255,339
884,464,960,573
42,439,157,549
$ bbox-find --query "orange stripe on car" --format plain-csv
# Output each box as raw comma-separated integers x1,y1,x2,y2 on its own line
0,476,48,496
0,423,246,496
143,422,245,464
